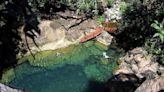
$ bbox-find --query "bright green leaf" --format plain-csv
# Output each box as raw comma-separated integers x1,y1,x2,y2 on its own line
151,23,161,30
153,33,160,38
159,34,164,42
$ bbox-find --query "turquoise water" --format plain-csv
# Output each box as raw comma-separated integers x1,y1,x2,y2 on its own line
10,63,89,92
9,41,123,92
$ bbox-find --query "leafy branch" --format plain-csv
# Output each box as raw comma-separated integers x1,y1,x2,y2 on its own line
151,20,164,42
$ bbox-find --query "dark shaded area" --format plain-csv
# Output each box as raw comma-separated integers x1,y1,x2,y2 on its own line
85,80,105,92
104,73,144,92
115,0,164,51
159,90,164,92
0,0,40,78
85,73,144,92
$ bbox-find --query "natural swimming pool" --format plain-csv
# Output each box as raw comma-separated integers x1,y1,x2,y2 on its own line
8,41,123,92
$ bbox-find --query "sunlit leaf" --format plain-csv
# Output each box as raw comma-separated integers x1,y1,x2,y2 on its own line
153,33,160,38
161,30,164,35
151,23,160,30
159,34,164,42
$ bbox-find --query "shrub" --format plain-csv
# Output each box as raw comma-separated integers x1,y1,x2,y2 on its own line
27,0,104,19
119,2,128,13
116,0,164,51
151,20,164,42
97,14,105,23
145,20,164,64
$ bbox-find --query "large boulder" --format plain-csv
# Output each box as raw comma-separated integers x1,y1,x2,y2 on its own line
19,18,101,53
135,77,164,92
113,47,164,92
115,47,163,79
96,31,113,46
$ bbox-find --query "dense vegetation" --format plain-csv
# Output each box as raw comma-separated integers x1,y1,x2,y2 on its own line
116,0,164,64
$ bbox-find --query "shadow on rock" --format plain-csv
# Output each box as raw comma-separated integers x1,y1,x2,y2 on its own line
104,73,145,92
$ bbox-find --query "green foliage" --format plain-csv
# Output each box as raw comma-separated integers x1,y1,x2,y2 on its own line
145,20,164,64
116,0,164,51
97,15,105,23
107,0,115,7
151,20,164,42
145,39,161,55
119,2,128,13
60,0,100,14
76,0,100,15
144,38,164,64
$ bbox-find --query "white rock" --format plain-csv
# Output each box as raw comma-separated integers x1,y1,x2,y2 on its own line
0,83,23,92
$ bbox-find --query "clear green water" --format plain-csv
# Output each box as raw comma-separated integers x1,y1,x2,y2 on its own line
9,41,123,92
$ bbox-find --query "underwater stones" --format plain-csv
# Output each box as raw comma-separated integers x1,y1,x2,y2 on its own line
84,65,104,81
0,83,24,92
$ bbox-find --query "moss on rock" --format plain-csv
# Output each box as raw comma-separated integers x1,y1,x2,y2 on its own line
1,68,15,84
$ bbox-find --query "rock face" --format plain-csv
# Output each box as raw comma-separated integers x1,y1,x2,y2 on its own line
0,83,23,92
96,31,113,46
115,47,162,79
20,19,98,52
135,77,164,92
20,18,114,54
114,47,164,92
104,0,122,22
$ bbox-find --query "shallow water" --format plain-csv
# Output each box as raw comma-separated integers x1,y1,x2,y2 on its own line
9,41,123,92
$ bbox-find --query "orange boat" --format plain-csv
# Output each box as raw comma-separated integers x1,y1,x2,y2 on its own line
80,22,118,43
80,27,103,43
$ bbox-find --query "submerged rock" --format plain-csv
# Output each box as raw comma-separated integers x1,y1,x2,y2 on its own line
0,83,24,92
